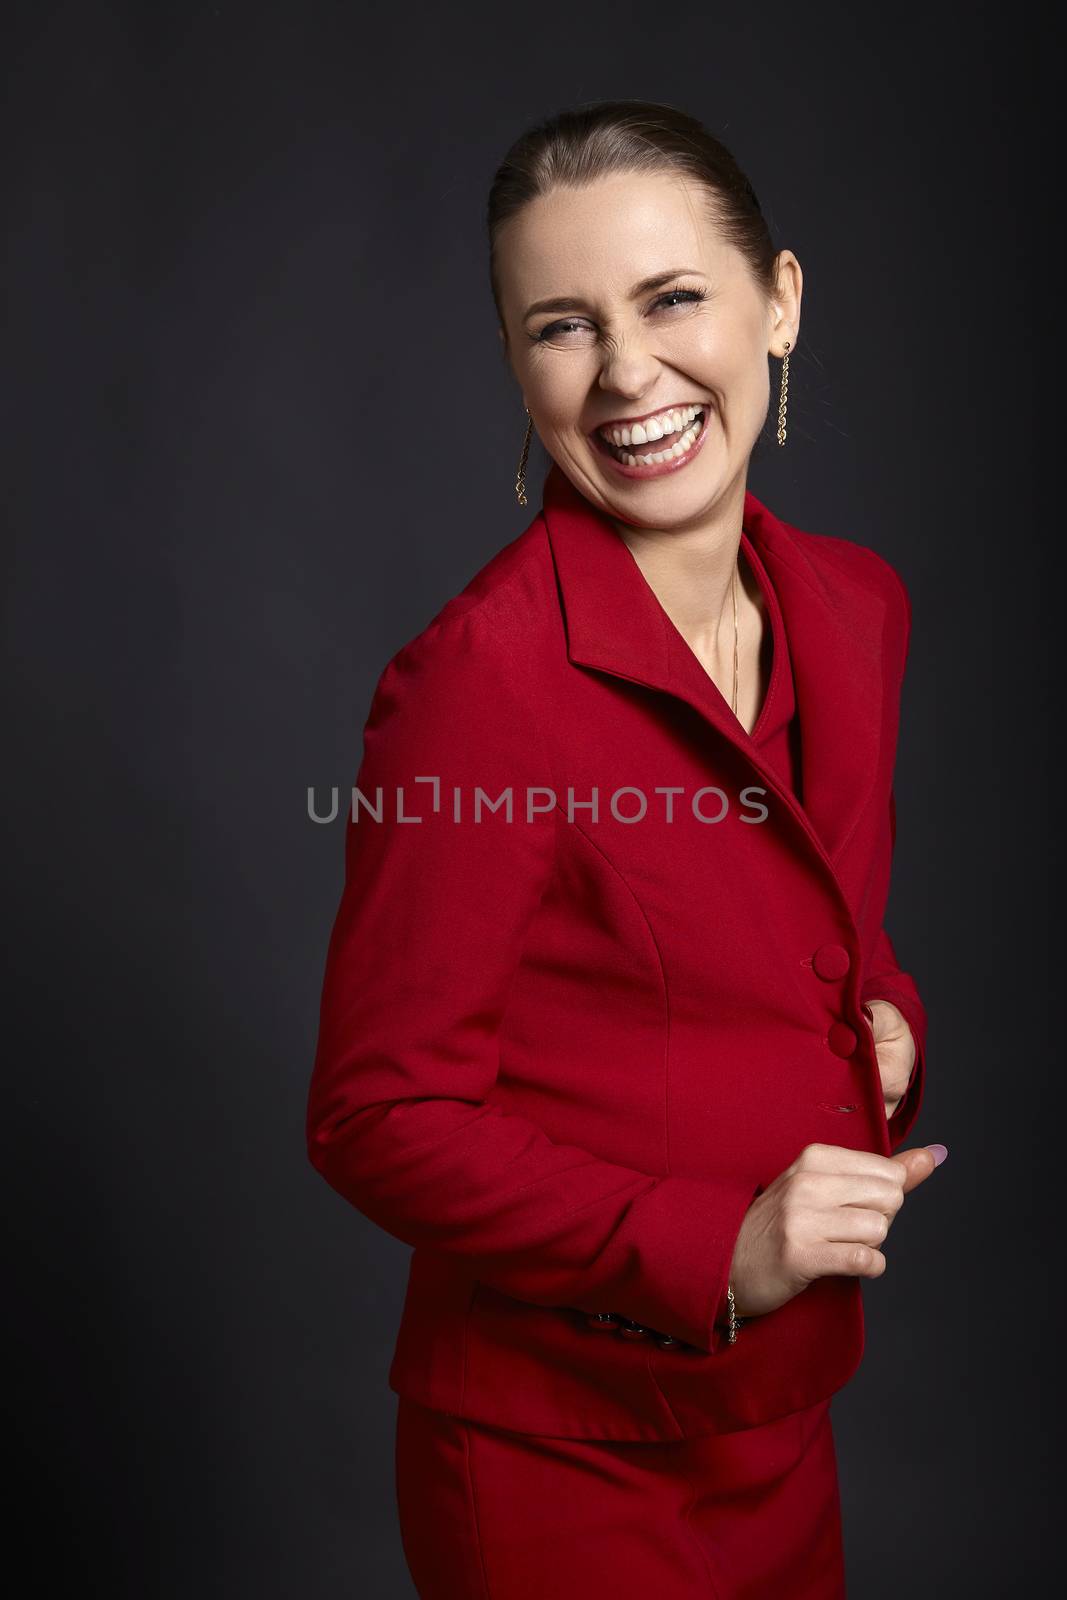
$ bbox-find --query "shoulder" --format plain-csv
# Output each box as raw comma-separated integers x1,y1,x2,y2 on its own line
363,518,553,755
779,513,912,638
386,519,551,676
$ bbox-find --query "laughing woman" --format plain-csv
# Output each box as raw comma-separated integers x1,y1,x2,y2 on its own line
307,99,944,1599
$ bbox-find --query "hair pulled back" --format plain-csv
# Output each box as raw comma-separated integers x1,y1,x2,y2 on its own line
487,99,779,334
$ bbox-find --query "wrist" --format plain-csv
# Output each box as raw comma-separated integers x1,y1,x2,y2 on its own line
715,1281,744,1342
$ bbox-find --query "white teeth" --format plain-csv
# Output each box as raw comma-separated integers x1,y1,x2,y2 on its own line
617,410,706,467
603,404,702,450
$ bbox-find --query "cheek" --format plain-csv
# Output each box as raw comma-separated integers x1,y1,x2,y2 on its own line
525,362,596,429
669,321,763,391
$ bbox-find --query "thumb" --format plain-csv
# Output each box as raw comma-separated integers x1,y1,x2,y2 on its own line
890,1143,948,1194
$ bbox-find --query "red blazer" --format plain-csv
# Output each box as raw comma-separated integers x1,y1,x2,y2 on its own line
307,462,928,1442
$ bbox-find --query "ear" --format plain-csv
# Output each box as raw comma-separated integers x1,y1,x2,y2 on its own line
769,249,803,357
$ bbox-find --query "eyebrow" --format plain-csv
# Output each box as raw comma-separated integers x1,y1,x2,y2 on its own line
522,268,705,321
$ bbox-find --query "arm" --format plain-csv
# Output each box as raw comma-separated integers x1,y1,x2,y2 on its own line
859,560,928,1149
861,917,927,1149
306,615,759,1354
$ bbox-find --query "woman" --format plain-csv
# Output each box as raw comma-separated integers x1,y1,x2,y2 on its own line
306,100,946,1598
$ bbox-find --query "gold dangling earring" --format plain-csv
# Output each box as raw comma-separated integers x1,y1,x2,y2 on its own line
515,407,533,506
776,341,791,446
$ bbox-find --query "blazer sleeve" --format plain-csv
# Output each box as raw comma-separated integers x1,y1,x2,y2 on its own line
861,907,928,1149
306,611,760,1355
858,562,928,1150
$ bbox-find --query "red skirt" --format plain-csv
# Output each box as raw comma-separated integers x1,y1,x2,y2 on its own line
395,1394,846,1598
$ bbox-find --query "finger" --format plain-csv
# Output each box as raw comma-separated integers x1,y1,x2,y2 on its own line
864,999,907,1042
818,1206,892,1247
808,1240,888,1281
791,1170,905,1217
791,1142,909,1186
889,1145,942,1194
861,1002,886,1043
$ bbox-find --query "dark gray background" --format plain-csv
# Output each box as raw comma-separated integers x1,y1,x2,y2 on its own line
7,2,1056,1594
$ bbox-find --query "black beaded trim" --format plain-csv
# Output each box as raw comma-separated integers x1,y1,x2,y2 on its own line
579,1310,695,1352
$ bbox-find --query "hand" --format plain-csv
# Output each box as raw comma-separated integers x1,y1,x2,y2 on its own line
728,1142,940,1319
862,998,917,1120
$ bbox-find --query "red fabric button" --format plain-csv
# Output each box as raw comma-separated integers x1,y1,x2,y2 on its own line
827,1021,859,1058
812,943,851,980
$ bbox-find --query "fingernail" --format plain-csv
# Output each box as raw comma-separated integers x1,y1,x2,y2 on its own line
927,1143,948,1166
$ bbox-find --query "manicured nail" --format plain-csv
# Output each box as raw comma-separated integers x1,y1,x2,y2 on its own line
927,1143,948,1166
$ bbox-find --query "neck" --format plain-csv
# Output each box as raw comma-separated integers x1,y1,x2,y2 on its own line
611,479,748,653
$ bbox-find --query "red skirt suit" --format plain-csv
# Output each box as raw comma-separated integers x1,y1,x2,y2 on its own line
306,462,928,1596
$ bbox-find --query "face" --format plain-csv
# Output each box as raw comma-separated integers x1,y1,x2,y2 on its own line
495,170,802,530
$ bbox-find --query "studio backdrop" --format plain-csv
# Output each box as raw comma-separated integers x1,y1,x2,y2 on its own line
7,3,1056,1596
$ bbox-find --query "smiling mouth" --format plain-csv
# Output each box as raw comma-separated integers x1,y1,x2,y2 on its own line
592,405,708,467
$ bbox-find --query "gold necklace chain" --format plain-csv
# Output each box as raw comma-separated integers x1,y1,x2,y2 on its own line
731,561,739,717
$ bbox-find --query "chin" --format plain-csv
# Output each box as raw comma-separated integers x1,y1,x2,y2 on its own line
605,462,726,519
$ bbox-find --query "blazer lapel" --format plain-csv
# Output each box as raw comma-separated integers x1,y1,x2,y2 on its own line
539,463,885,868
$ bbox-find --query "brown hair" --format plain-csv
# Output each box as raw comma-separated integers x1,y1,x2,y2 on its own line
487,99,780,341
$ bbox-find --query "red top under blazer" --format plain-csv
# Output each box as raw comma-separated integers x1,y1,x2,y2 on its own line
307,461,928,1442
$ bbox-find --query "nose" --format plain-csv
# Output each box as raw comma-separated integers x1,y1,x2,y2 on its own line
596,334,661,400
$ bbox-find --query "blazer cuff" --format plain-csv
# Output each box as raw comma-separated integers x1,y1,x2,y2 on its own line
576,1172,761,1357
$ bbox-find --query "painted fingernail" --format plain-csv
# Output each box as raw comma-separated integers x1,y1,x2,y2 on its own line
927,1143,948,1166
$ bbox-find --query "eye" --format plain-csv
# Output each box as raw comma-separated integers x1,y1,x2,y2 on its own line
529,285,708,347
655,287,707,311
530,316,597,347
